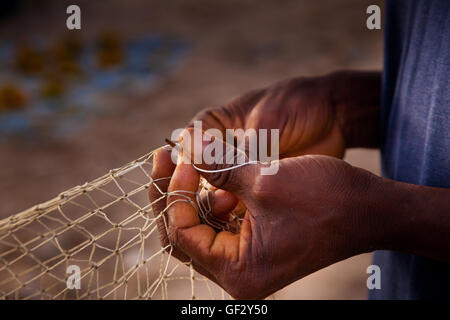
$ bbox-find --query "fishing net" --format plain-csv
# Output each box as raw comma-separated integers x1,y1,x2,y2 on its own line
0,147,238,300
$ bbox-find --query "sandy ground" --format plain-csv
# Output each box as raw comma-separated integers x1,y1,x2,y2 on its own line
0,0,384,299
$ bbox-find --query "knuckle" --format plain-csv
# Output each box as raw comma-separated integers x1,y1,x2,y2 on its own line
275,77,307,93
205,151,246,191
207,168,233,190
192,106,227,129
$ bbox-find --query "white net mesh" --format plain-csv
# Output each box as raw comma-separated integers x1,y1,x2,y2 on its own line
0,148,235,300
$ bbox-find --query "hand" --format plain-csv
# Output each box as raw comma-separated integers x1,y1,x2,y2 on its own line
149,74,350,268
148,71,385,298
149,136,379,299
149,68,449,298
190,71,381,156
190,75,346,158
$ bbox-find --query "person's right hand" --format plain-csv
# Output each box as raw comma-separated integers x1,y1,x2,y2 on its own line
149,133,384,299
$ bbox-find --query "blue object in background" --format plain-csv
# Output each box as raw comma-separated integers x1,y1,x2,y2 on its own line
0,34,189,142
0,112,31,137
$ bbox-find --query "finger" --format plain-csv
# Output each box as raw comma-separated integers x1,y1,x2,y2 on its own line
199,189,238,221
179,127,259,195
150,147,217,280
178,212,252,270
231,200,247,218
149,147,178,250
167,158,201,229
167,158,241,271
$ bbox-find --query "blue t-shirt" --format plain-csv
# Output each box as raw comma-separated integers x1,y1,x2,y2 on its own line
370,0,450,299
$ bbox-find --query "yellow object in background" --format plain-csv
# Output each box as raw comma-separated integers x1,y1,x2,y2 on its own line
15,45,45,75
97,31,124,68
51,34,84,77
41,75,65,99
0,85,27,111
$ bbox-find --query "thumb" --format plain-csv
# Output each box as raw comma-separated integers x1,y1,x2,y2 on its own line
179,127,259,194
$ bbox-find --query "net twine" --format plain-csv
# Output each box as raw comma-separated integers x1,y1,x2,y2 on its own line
0,147,241,300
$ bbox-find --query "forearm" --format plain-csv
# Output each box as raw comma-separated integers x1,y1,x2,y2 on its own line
365,174,450,261
328,70,382,149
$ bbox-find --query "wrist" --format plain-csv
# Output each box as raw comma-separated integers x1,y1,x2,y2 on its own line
339,166,391,255
326,70,381,149
366,177,450,259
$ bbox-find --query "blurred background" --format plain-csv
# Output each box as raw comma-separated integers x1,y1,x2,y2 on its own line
0,0,384,299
